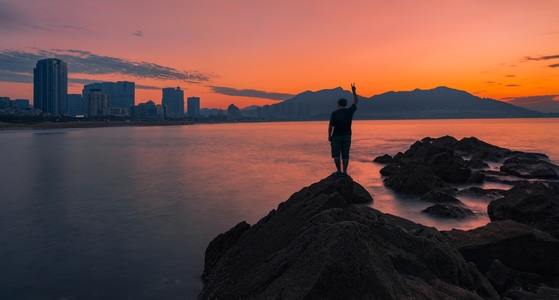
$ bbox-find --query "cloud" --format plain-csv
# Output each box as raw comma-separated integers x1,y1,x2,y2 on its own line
523,54,559,61
505,95,559,113
523,54,559,68
133,30,143,37
0,48,211,84
506,84,520,87
0,1,22,30
211,86,294,101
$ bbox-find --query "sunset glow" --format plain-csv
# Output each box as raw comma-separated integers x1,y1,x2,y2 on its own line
1,0,558,109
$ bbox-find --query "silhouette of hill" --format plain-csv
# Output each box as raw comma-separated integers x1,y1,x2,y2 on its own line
245,86,554,120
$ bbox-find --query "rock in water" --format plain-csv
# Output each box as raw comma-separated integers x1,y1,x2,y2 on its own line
200,175,487,299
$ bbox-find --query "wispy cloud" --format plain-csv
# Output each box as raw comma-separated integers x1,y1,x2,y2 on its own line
133,30,143,37
0,48,212,85
211,86,294,101
68,77,160,90
523,54,559,68
523,54,559,61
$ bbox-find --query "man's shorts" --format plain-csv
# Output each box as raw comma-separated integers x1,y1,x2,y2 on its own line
330,135,351,159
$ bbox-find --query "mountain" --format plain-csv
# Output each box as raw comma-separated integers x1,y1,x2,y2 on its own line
243,86,553,120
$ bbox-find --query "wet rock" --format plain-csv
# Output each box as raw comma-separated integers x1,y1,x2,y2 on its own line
383,163,451,194
456,187,505,201
500,157,559,179
488,181,559,239
421,191,463,204
200,175,484,299
465,159,489,169
379,163,399,176
422,204,475,219
454,137,511,161
373,153,393,163
442,220,559,277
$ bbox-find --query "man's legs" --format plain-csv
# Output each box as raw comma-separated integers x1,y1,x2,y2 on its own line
331,136,342,174
334,157,341,173
341,136,351,175
342,159,349,174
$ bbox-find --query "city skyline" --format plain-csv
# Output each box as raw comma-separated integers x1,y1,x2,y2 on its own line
1,1,558,110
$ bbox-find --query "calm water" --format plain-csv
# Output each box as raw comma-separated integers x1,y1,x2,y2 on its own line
1,119,558,299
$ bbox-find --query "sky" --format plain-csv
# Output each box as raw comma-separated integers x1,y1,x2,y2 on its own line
1,0,558,111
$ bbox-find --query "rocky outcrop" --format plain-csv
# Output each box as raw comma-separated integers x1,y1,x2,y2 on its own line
375,135,559,220
443,220,559,297
488,181,559,239
201,137,559,299
200,175,490,299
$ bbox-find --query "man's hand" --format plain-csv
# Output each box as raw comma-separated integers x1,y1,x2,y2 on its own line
351,83,358,105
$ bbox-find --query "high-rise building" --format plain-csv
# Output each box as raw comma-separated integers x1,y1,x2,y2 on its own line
82,81,135,114
187,96,200,118
33,58,68,115
67,94,86,117
88,89,110,117
162,87,184,117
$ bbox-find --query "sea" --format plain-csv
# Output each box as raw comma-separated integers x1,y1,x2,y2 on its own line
1,118,558,300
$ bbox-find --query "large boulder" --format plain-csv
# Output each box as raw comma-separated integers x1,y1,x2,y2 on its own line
500,157,559,179
383,163,452,194
488,181,559,239
200,175,487,299
442,220,559,277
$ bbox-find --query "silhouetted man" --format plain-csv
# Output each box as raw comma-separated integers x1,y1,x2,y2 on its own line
328,83,358,178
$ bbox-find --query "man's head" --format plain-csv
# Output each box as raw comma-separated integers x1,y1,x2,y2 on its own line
337,98,348,108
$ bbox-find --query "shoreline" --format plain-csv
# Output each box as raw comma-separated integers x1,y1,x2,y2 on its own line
0,121,193,131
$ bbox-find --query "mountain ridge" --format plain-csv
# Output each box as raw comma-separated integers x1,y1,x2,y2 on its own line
242,86,558,120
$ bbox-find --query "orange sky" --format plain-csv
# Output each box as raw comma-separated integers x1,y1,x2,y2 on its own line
1,0,558,109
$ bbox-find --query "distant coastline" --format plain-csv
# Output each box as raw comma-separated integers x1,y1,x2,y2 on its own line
0,120,193,131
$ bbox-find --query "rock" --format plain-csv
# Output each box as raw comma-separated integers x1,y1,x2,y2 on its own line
467,262,500,300
500,157,559,179
465,158,489,169
202,221,250,280
488,181,559,238
373,153,393,163
383,163,451,194
442,220,559,277
379,163,399,176
421,191,463,204
456,187,505,201
486,259,546,295
422,204,475,219
508,150,549,160
200,175,485,299
454,137,511,161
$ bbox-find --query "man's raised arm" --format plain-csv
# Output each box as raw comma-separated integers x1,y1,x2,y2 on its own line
351,83,358,105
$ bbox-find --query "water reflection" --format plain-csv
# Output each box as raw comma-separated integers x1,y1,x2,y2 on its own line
1,119,558,299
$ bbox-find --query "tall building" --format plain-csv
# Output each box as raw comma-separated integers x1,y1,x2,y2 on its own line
33,58,68,115
187,96,200,118
88,89,110,117
82,81,135,114
67,94,86,117
162,87,184,117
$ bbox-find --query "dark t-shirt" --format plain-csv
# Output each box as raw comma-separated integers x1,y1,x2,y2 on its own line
329,104,357,136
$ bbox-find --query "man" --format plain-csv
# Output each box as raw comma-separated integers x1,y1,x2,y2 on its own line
328,83,358,178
